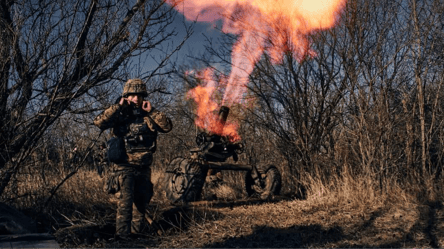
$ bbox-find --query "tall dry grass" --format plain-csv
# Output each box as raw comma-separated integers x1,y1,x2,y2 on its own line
4,144,440,209
2,140,444,240
1,157,113,231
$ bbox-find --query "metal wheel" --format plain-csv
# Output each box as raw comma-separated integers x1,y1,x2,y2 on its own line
245,165,281,199
162,157,208,203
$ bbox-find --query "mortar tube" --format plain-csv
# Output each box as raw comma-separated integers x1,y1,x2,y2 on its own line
215,106,229,135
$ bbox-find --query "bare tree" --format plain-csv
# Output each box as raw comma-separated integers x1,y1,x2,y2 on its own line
409,0,444,177
0,0,191,196
171,0,444,198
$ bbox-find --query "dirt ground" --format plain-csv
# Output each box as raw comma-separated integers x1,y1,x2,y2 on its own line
54,195,444,248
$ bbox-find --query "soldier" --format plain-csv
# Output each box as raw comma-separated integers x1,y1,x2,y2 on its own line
93,79,172,238
95,142,108,177
66,147,80,171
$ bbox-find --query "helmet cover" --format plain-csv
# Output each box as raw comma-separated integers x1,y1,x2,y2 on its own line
122,79,148,97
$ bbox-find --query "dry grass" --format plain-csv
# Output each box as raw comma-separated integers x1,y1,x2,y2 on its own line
2,164,114,235
148,172,444,248
3,161,444,248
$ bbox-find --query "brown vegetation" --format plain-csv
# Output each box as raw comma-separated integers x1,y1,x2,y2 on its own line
9,167,444,248
1,0,444,248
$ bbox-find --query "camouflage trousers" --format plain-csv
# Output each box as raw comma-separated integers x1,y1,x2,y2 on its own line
115,152,153,236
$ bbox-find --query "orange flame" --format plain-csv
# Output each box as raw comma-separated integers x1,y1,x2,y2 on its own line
187,69,241,141
173,0,346,140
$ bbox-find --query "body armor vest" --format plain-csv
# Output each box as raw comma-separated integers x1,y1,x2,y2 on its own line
114,107,157,153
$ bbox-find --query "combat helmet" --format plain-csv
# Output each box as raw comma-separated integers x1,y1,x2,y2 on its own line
122,78,148,97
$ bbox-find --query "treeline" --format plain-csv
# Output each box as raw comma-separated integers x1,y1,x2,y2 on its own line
244,0,444,197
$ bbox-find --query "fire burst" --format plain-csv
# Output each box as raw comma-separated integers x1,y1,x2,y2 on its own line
172,0,346,141
187,69,241,142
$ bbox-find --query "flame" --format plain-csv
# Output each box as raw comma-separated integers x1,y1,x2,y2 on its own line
172,0,346,140
187,69,241,141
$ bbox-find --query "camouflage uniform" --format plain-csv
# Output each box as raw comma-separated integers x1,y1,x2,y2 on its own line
95,143,108,177
93,79,172,236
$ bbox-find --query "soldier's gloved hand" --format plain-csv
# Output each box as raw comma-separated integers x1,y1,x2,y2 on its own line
142,100,152,112
119,97,130,107
119,98,136,109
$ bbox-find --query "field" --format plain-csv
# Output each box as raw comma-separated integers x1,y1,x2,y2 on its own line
12,167,440,248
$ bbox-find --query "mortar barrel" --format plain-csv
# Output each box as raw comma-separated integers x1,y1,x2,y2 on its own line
217,106,230,134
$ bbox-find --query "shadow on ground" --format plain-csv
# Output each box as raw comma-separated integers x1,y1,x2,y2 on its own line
205,224,345,248
156,205,226,233
392,200,443,248
203,200,444,248
54,204,226,248
203,225,401,249
52,197,444,248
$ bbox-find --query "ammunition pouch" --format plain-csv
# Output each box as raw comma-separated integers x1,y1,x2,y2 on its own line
107,137,127,163
124,134,157,153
